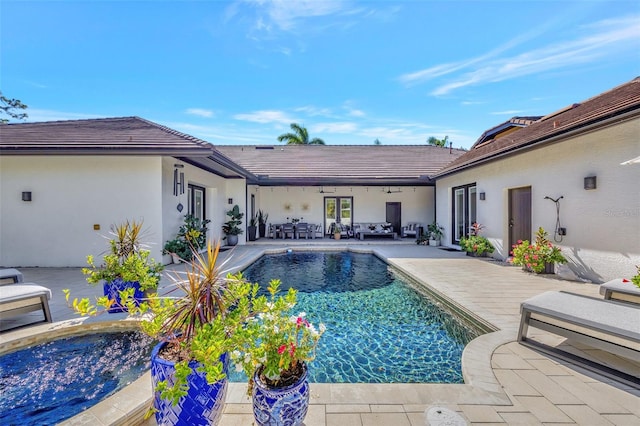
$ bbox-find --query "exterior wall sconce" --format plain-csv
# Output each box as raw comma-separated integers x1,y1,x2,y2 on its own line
22,191,32,202
584,176,597,190
479,192,486,200
228,198,233,205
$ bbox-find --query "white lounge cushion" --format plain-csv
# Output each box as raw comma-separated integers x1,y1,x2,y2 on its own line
599,278,640,297
0,268,24,284
0,283,52,302
521,291,640,341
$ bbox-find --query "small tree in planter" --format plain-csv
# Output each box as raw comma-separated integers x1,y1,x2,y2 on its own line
163,215,211,262
257,210,269,238
510,227,567,274
247,213,258,241
66,241,259,425
427,222,444,246
81,219,164,313
459,223,495,257
222,205,244,246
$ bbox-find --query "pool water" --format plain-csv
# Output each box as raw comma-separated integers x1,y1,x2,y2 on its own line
237,251,479,383
0,331,154,426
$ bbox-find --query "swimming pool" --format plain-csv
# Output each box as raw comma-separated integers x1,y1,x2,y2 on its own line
0,330,153,426
236,251,479,384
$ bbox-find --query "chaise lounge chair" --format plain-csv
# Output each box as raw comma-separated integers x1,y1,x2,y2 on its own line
0,283,53,325
0,268,24,285
599,278,640,305
518,291,640,385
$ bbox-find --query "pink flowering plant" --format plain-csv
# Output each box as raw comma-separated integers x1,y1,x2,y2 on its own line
510,227,567,273
459,222,495,255
229,279,325,395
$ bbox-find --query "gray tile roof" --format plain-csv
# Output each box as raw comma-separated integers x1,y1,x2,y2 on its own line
436,77,640,177
0,116,215,156
214,145,467,185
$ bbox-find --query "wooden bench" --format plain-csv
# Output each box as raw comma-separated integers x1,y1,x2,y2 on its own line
0,283,53,324
599,278,640,305
518,291,640,385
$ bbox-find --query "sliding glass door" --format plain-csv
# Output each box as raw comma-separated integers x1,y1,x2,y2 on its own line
324,197,352,235
452,184,476,243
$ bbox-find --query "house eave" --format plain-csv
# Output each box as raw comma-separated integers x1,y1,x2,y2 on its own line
435,107,640,179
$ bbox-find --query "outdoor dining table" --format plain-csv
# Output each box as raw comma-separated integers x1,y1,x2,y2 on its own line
272,223,314,239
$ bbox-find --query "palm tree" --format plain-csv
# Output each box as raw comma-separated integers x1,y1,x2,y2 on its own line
427,136,449,147
277,123,325,145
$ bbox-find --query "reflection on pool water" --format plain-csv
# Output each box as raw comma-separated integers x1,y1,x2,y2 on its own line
0,331,153,426
235,251,479,384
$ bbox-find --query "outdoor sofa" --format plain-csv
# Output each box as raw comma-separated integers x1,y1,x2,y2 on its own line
352,223,396,240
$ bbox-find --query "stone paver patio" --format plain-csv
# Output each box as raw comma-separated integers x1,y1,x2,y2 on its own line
1,241,638,425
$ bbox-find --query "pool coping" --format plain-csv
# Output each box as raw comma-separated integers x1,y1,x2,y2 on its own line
0,246,513,425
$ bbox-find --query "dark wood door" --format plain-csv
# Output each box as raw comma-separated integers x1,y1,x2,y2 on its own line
509,187,531,249
386,202,401,235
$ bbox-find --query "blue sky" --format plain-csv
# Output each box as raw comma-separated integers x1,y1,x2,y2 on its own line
2,0,639,149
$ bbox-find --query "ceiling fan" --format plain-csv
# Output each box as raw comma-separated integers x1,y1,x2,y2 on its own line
318,186,335,194
383,186,403,194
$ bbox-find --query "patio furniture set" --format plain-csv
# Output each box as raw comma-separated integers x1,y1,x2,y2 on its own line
268,223,322,239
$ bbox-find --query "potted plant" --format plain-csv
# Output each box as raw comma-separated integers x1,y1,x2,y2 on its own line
222,205,244,246
164,214,211,262
427,222,444,246
67,241,258,425
459,223,495,257
82,219,164,313
257,209,269,238
510,227,567,274
248,214,258,241
229,279,325,426
333,223,341,240
415,229,429,245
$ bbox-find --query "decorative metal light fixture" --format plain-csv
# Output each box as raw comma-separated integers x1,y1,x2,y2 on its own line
479,192,486,200
173,164,185,196
22,191,32,202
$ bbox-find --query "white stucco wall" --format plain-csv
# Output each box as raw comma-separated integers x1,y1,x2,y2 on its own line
436,118,640,282
0,156,163,267
251,185,434,236
161,158,239,259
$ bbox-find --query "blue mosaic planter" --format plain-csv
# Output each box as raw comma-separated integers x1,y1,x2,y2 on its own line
252,363,310,426
151,341,228,426
102,278,144,313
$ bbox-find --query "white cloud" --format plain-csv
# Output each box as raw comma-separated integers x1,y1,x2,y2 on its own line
312,122,357,133
254,0,352,31
399,14,640,96
186,108,214,118
233,109,296,124
295,105,333,117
